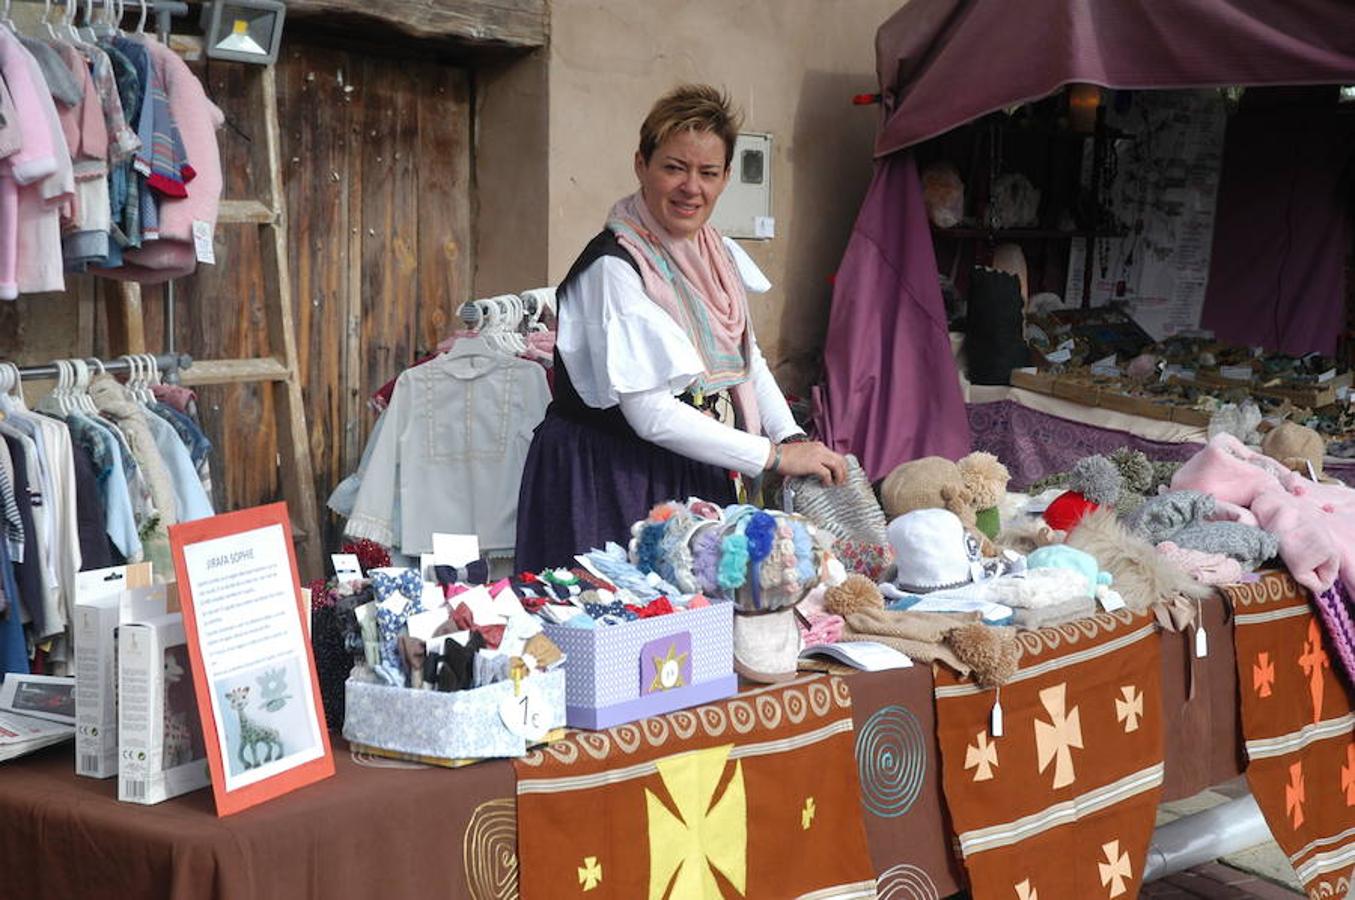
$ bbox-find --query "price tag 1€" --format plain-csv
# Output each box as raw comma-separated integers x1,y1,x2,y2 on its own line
499,683,549,742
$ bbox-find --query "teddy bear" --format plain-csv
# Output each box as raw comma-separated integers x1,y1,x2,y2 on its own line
957,451,1010,539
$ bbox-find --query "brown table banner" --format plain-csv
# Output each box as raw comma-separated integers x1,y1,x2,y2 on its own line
513,674,877,899
1222,573,1355,900
933,609,1165,899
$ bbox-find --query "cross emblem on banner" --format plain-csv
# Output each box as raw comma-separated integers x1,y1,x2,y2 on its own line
801,797,816,830
1252,651,1275,698
1297,620,1329,725
1115,685,1142,733
1014,877,1039,900
577,856,603,891
644,744,747,900
1285,762,1306,829
965,731,999,782
1034,683,1082,789
1341,744,1354,807
1097,841,1132,897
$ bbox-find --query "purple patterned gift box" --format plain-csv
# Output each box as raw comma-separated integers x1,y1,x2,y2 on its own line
543,601,736,729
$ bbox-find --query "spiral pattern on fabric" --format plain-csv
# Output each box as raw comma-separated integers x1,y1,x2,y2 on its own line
855,705,927,818
874,863,940,900
463,798,519,900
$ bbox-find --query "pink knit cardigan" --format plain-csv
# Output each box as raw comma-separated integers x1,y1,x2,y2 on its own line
1171,433,1349,596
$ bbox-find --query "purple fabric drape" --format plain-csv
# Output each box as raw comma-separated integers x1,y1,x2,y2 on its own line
814,152,970,480
873,0,1355,156
1200,108,1355,355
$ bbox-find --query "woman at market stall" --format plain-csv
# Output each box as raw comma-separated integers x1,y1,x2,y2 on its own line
515,83,847,572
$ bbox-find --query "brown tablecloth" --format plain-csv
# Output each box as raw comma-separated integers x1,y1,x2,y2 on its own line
0,596,1245,900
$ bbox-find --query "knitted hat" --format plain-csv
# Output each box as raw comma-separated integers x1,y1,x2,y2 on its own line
887,508,983,594
732,608,801,683
1043,490,1098,532
880,456,976,525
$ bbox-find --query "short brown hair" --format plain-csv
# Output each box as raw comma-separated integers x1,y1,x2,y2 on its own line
639,84,743,169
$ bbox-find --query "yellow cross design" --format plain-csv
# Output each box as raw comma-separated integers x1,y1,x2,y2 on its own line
645,743,747,899
801,796,816,830
1098,841,1131,897
1115,685,1142,733
965,730,998,782
577,856,603,891
1034,683,1082,789
649,643,689,693
1015,877,1039,900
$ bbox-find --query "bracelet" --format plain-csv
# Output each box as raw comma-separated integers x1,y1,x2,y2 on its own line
768,444,783,474
781,433,811,444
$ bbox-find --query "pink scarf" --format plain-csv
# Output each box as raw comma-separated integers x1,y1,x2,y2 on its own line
607,192,761,436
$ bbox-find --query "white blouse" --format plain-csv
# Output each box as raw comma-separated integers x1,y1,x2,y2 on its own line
556,238,803,477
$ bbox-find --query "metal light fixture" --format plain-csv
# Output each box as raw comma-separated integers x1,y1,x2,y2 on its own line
200,0,285,65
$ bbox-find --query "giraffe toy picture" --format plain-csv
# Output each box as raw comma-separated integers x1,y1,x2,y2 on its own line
226,686,284,771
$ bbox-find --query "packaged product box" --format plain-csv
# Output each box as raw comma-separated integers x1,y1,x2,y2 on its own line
117,612,211,804
72,563,155,778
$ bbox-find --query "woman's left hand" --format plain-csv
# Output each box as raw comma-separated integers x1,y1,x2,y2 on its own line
776,440,848,486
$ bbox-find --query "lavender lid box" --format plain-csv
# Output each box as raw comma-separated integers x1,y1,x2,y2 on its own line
543,601,737,730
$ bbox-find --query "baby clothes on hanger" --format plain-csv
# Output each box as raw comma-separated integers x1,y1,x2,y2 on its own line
346,340,552,557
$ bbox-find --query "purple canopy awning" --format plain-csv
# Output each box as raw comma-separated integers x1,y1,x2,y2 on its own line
818,0,1355,480
873,0,1355,157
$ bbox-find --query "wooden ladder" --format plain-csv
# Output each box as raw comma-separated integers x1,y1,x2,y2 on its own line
108,63,323,579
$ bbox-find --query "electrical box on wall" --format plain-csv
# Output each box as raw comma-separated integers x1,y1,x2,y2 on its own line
712,132,774,240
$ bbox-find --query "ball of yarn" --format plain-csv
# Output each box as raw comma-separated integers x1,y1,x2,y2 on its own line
823,574,884,617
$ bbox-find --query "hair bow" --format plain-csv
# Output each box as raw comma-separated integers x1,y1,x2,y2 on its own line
371,568,423,604
433,559,490,587
371,569,425,671
584,599,638,623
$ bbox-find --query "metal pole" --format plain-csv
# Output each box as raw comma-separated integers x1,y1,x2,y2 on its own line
13,353,193,382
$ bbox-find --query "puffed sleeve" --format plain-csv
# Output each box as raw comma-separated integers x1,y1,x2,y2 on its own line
556,256,704,409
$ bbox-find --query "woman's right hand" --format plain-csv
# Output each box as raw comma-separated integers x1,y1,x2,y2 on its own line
769,440,848,486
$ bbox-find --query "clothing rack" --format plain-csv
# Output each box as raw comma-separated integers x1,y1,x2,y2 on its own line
13,352,192,381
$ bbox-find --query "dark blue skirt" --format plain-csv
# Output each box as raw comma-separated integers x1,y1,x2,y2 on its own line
514,406,737,573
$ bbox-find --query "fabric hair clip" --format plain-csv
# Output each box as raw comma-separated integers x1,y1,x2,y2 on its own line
715,505,761,596
656,509,706,589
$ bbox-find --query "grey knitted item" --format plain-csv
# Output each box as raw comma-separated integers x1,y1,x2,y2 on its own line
1109,448,1155,495
1122,490,1216,544
1069,455,1122,505
1170,521,1280,571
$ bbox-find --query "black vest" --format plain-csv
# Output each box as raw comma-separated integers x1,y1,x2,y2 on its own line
549,230,646,437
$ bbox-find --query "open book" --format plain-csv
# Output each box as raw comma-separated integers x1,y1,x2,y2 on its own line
799,641,913,672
